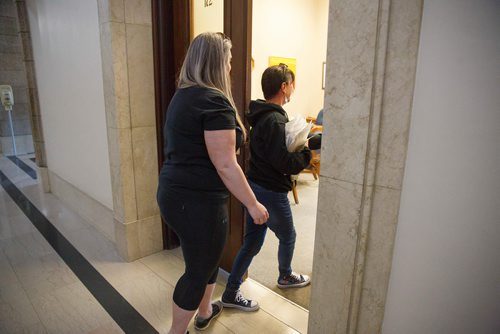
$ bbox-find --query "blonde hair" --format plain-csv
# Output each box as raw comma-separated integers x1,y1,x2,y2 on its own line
178,32,246,140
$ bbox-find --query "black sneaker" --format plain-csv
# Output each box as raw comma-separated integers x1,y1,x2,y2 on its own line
194,301,223,331
221,289,259,312
277,272,311,289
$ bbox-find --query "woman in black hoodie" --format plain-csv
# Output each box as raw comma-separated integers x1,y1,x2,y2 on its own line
221,64,321,311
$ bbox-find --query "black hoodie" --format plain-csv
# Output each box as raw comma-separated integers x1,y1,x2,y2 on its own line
246,99,312,192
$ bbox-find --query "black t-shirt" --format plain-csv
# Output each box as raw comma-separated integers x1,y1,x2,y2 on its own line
159,86,242,193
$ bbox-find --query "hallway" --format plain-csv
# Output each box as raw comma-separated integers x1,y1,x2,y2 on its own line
0,155,308,333
2,0,499,332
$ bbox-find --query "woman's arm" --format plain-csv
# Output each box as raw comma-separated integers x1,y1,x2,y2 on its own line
205,129,269,225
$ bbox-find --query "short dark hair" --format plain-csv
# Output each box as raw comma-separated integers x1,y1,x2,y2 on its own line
261,64,295,100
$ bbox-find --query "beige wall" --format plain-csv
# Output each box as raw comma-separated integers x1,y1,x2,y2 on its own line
26,0,113,209
191,0,224,39
19,0,161,259
251,0,329,119
382,0,500,332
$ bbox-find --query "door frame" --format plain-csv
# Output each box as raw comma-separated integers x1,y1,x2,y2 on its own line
152,0,190,249
151,0,253,272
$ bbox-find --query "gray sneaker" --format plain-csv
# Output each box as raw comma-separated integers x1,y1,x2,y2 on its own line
221,290,259,311
277,272,311,289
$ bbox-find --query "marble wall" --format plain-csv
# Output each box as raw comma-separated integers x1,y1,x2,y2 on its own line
16,0,46,170
0,0,40,157
0,0,47,188
308,0,423,333
97,0,162,261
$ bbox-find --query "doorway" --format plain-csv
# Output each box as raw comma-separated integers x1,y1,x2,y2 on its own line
152,0,252,273
248,0,328,309
152,0,327,309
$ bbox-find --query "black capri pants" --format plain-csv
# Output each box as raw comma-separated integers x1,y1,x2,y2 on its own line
157,185,229,311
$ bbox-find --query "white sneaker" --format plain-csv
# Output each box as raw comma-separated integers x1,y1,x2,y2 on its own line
221,290,259,311
277,272,311,289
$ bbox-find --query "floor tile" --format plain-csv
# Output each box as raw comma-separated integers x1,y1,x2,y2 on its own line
31,282,117,334
0,251,18,286
0,212,38,240
113,271,174,334
241,279,309,333
140,250,185,287
87,321,124,334
217,307,301,334
12,253,79,298
0,280,42,334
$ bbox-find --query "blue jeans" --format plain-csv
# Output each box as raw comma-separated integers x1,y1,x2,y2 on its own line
226,180,296,292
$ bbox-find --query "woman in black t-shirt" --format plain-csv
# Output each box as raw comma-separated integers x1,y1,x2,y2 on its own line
156,32,268,334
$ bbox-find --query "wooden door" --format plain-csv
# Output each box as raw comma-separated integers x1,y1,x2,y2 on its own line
219,0,252,271
152,0,252,272
152,0,190,249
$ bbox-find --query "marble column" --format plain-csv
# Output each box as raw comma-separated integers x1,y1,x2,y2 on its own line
13,0,49,191
97,0,162,261
308,0,423,333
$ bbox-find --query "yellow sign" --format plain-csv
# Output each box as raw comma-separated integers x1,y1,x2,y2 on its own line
268,56,297,76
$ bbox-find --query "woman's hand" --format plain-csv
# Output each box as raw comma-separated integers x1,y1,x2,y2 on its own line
248,201,269,225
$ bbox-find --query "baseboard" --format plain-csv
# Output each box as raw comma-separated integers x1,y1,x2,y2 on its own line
47,169,115,243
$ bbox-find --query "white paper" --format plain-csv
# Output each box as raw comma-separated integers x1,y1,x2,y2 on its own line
285,116,312,152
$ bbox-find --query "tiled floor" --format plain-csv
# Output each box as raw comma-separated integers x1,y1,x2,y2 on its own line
0,155,308,334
